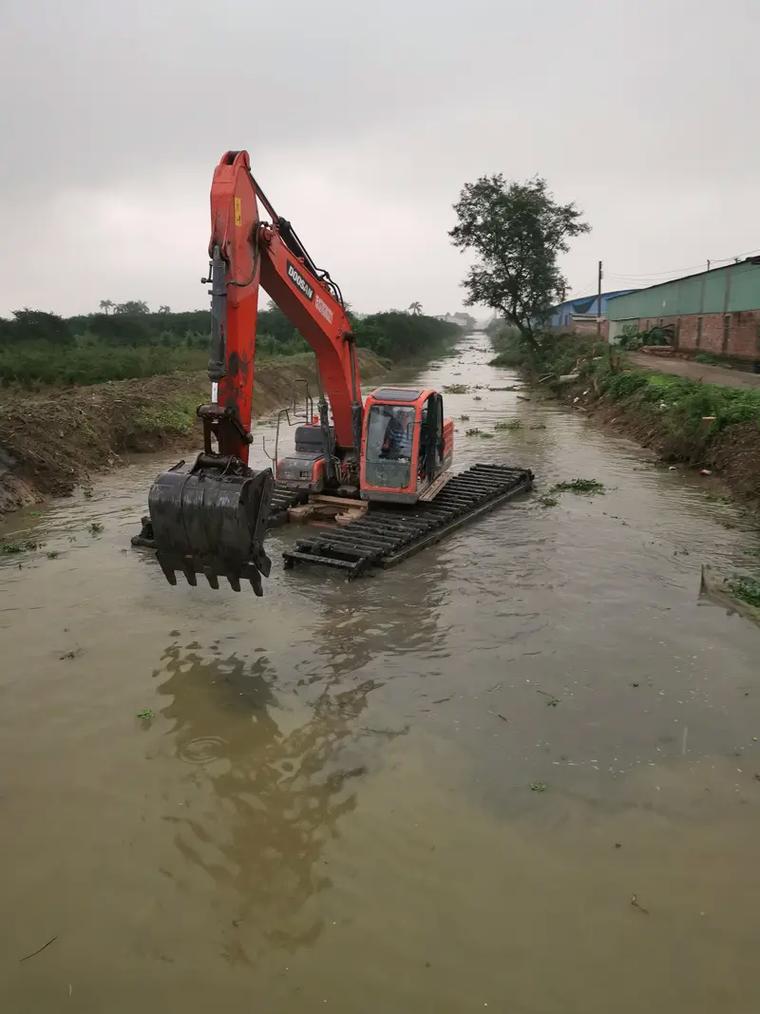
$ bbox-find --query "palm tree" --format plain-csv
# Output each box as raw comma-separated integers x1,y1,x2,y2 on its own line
99,299,114,315
158,304,171,314
408,301,422,316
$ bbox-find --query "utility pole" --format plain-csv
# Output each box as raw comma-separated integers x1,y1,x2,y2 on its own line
596,259,603,335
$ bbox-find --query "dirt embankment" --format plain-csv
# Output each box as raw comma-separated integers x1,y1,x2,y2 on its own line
556,379,760,504
0,349,387,513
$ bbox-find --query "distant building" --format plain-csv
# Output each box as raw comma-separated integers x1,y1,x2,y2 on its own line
606,258,760,360
549,290,638,334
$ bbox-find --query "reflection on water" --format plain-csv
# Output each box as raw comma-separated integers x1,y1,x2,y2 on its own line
156,645,381,958
2,334,760,1012
149,555,448,962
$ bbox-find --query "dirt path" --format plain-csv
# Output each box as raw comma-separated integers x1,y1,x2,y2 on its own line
629,352,760,389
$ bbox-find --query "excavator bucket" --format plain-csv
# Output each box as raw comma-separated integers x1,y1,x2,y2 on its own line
146,458,274,593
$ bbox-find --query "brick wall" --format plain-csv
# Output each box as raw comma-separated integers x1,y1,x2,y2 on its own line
630,311,760,361
571,317,609,339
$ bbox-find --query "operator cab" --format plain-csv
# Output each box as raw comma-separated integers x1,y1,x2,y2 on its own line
360,387,454,504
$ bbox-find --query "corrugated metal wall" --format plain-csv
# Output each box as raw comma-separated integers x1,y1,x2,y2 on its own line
607,261,760,320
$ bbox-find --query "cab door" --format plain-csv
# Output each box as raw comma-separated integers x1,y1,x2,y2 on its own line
420,392,444,481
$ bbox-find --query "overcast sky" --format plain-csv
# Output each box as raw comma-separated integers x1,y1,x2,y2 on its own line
1,0,757,319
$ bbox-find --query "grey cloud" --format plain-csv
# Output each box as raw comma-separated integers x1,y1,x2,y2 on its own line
1,0,758,316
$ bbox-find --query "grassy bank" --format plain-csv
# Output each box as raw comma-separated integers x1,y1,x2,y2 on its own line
493,328,760,501
0,349,387,513
489,326,760,618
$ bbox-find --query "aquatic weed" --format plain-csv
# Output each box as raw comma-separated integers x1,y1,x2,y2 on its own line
0,540,41,555
551,478,606,495
728,575,760,608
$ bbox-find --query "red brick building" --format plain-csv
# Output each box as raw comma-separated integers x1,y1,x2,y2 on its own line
606,258,760,361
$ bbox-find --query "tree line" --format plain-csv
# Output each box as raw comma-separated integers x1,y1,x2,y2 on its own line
0,303,462,387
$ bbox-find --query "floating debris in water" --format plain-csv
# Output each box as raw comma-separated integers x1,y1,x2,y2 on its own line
551,478,606,495
630,894,649,915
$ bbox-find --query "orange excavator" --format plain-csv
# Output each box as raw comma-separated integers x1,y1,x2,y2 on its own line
137,150,532,592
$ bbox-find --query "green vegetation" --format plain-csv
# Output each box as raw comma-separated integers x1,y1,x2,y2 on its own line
728,575,760,608
0,343,208,387
551,478,606,495
490,325,606,377
443,383,469,394
459,414,470,421
494,419,521,431
510,333,760,444
537,495,559,507
502,332,760,502
487,325,525,367
617,323,673,351
131,393,201,440
136,708,155,721
0,539,41,554
88,522,104,535
353,310,461,361
465,428,481,436
600,368,760,439
530,781,548,792
0,303,461,388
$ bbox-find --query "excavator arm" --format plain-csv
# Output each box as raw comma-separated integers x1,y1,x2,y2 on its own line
143,150,362,593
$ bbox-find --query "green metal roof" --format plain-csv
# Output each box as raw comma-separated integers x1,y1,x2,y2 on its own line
606,258,760,319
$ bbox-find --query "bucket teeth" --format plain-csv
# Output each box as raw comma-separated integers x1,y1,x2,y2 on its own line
182,561,198,587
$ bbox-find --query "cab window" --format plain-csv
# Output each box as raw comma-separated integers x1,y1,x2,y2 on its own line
365,404,416,489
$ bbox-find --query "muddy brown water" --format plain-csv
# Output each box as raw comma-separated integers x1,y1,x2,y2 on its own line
2,335,760,1013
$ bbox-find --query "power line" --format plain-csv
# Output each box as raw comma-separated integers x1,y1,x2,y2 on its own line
709,245,760,263
608,246,760,282
606,264,706,280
